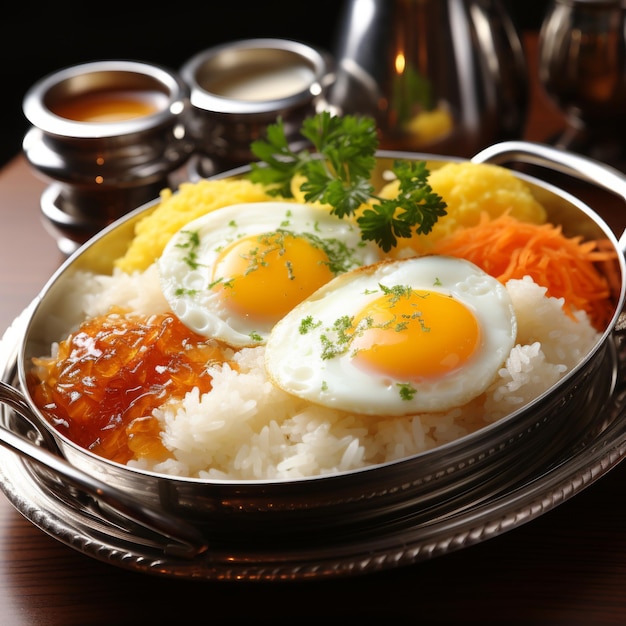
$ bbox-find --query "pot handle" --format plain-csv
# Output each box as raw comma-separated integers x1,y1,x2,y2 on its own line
472,140,626,250
472,141,626,201
0,380,208,559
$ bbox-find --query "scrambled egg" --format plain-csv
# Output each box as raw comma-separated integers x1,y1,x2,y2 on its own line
379,161,547,256
115,178,275,273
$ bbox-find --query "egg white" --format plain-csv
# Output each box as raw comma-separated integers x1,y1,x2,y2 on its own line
158,201,382,347
264,256,517,415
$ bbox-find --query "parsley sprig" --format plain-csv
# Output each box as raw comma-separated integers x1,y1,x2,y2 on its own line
248,112,447,252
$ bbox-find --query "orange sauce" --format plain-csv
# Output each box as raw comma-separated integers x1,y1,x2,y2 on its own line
27,309,231,464
51,89,167,122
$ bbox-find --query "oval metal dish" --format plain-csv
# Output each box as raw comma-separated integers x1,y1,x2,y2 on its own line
0,143,625,579
1,305,626,580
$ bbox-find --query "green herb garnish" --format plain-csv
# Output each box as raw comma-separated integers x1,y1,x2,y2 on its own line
248,111,447,252
397,382,417,401
175,230,203,270
299,315,321,335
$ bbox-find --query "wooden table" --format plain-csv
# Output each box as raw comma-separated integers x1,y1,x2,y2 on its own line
1,34,626,625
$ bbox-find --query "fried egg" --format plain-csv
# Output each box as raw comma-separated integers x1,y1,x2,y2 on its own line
264,256,517,415
158,202,381,347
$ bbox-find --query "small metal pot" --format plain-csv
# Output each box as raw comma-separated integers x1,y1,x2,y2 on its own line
180,38,335,176
0,142,624,564
22,60,194,254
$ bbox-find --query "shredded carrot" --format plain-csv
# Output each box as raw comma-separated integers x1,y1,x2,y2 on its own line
431,212,619,330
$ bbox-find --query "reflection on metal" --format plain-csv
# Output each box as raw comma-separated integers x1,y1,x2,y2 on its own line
180,39,335,178
539,0,626,169
327,0,529,157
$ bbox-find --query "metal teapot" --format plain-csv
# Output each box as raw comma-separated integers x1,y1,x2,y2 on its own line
326,0,528,157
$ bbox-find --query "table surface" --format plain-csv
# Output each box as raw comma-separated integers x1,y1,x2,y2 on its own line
2,33,626,625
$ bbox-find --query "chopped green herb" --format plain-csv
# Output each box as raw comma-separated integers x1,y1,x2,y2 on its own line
175,230,203,270
397,383,417,401
320,315,356,359
299,315,321,335
379,283,414,305
296,230,366,274
209,277,234,289
174,287,198,297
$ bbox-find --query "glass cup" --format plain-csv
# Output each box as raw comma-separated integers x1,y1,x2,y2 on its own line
538,0,626,167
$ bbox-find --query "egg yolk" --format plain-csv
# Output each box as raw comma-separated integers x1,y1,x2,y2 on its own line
212,231,335,322
350,288,481,380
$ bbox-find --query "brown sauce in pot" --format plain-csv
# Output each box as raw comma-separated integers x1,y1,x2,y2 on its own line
51,89,166,123
27,309,230,464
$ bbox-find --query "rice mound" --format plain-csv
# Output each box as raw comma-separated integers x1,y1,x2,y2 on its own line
380,162,548,255
115,179,276,273
70,264,600,481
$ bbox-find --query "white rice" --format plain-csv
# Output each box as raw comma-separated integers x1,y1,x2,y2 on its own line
59,266,601,481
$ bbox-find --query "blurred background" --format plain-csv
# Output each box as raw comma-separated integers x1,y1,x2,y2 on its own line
0,1,549,169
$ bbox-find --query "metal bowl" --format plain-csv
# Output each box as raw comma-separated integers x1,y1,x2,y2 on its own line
180,38,335,175
22,60,194,253
0,141,624,558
